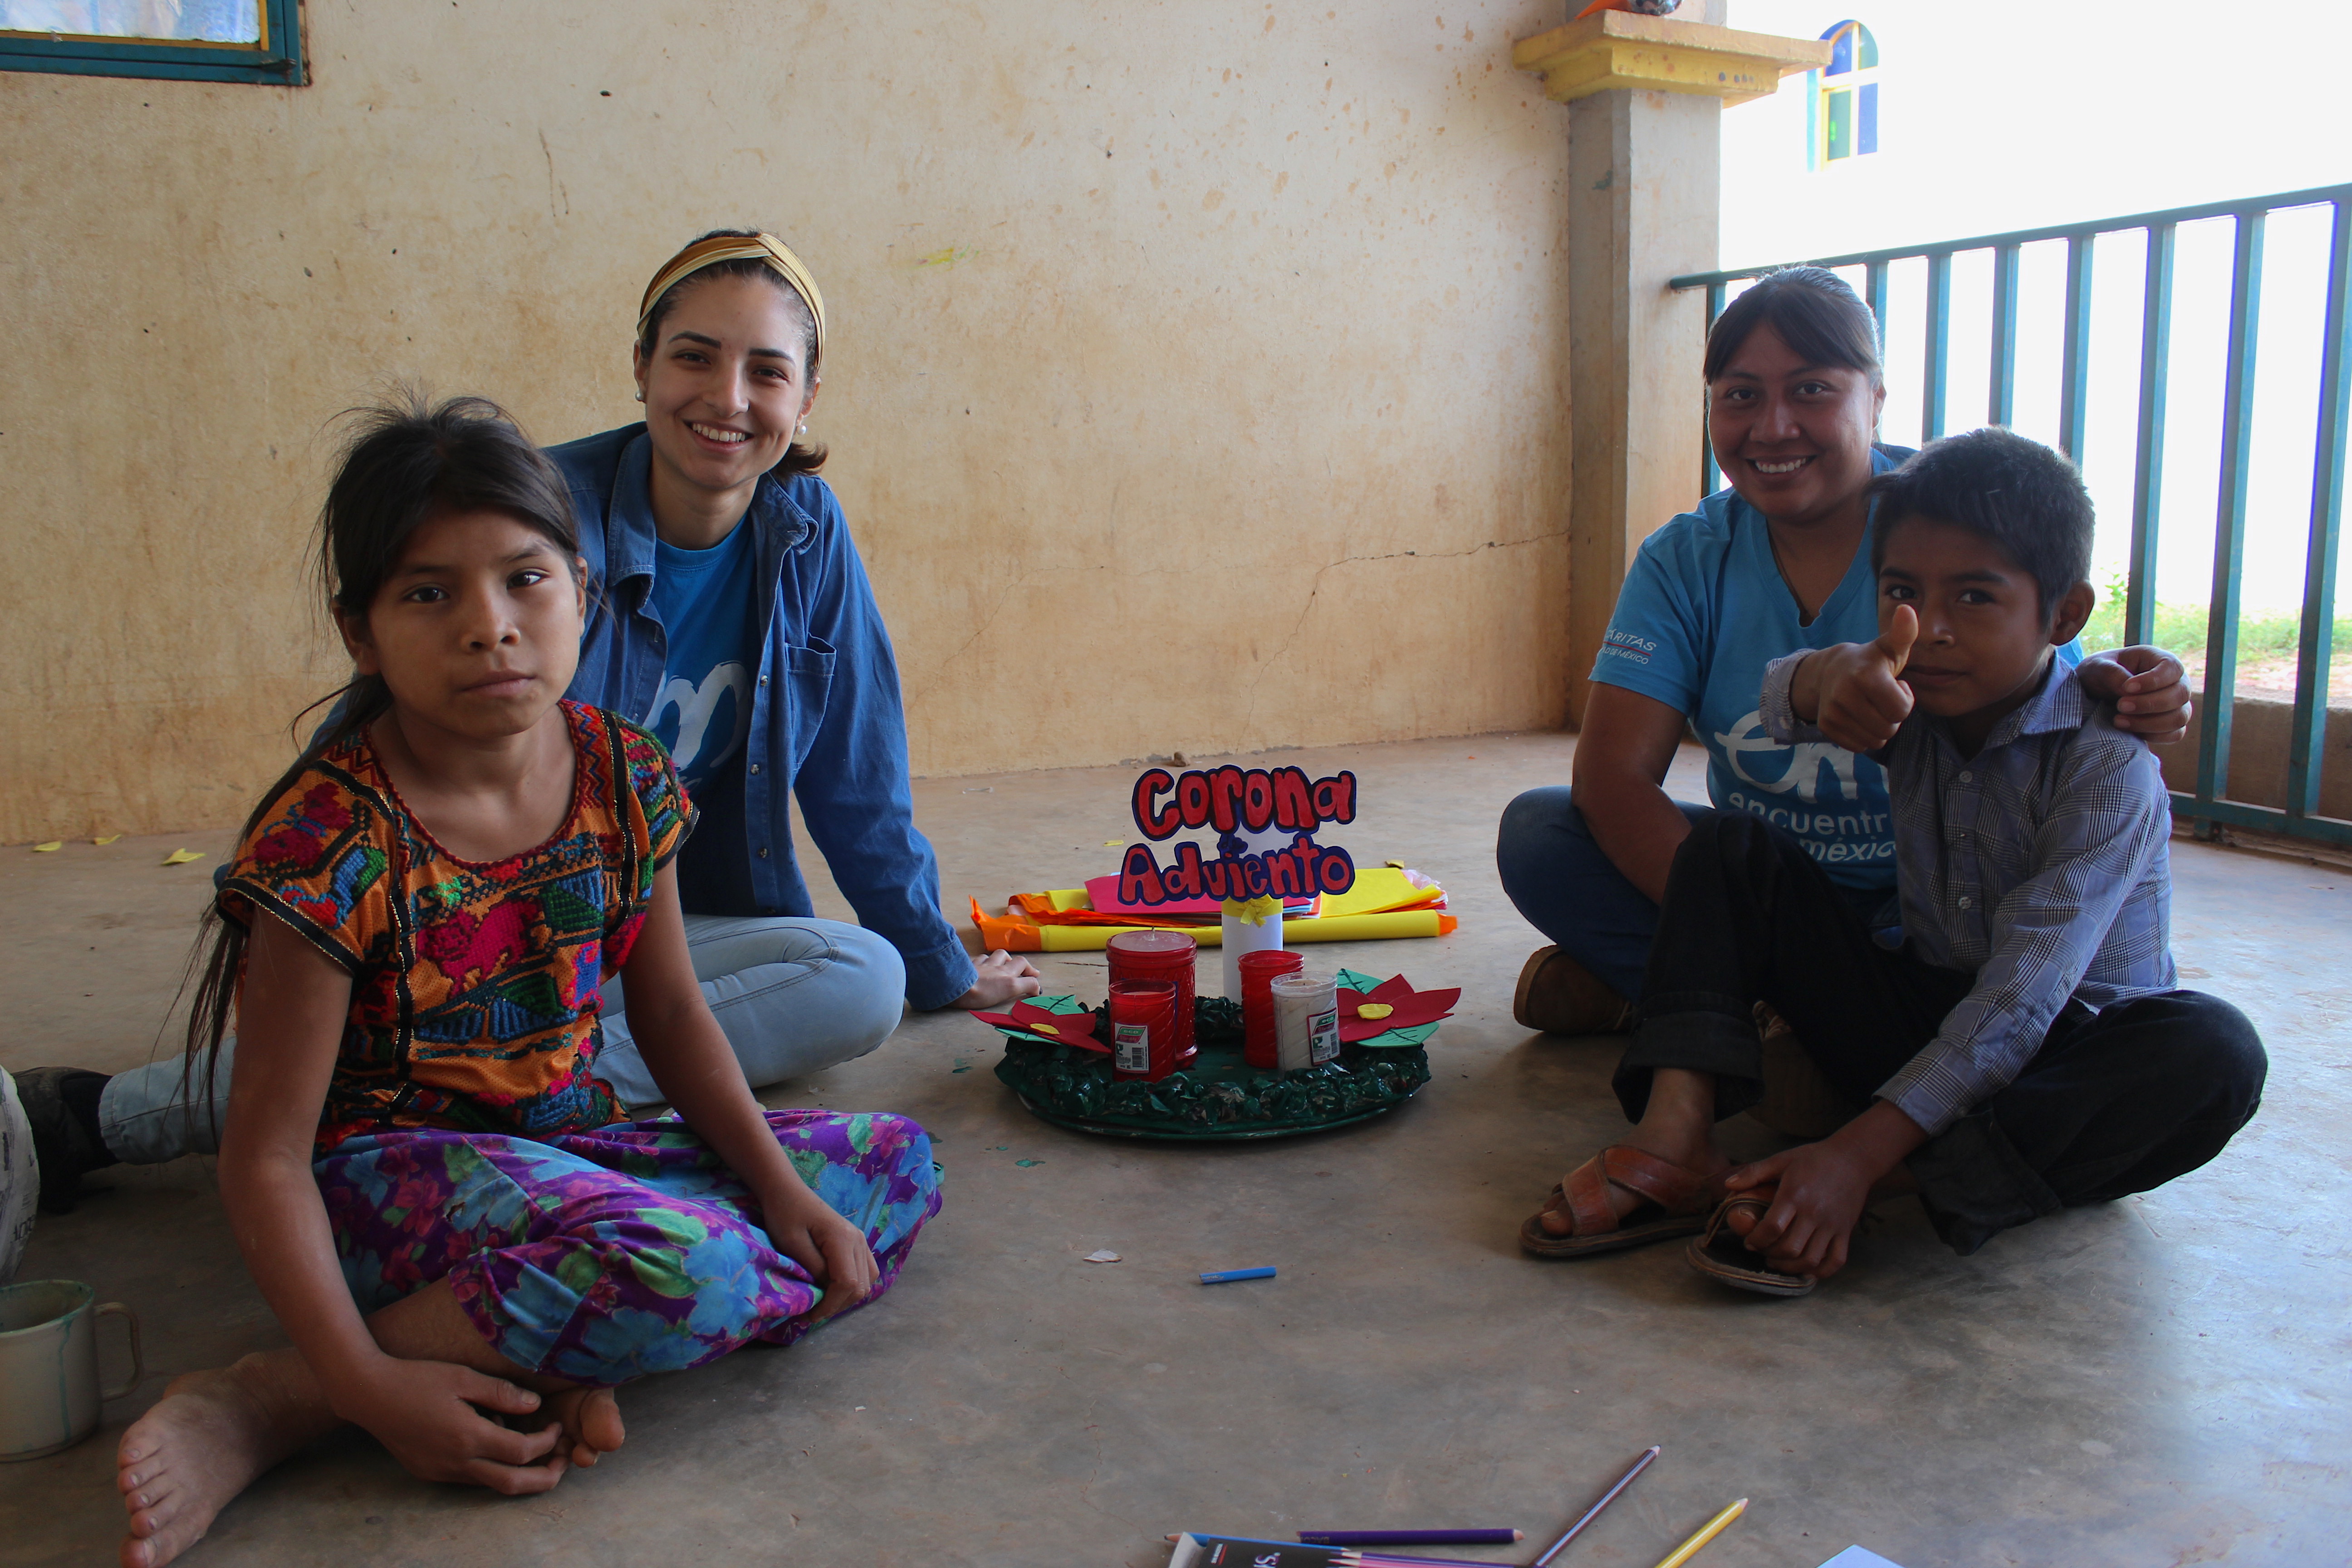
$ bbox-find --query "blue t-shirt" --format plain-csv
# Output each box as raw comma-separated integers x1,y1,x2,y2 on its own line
1592,451,2079,894
646,522,760,793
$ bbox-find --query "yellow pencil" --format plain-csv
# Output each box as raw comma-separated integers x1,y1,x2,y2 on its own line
1649,1498,1747,1568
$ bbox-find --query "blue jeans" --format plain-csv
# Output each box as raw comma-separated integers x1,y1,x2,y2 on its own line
1495,788,1888,1001
1494,788,1713,1000
96,915,907,1165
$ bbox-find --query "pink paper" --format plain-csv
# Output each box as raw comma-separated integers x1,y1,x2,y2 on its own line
1083,874,1318,919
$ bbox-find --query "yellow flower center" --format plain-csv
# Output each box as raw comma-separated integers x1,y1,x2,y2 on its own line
1356,1002,1395,1020
1032,1021,1062,1036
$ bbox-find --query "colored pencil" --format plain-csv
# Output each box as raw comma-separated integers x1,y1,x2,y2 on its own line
1649,1499,1746,1568
1307,1531,1523,1546
1199,1266,1277,1284
1162,1534,1499,1565
1533,1446,1661,1567
1156,1533,1515,1568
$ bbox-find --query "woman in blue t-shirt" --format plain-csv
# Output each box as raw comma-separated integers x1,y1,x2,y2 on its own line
22,231,1043,1202
1497,267,2188,1039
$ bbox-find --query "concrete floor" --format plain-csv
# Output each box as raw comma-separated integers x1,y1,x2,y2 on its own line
2,732,2347,1568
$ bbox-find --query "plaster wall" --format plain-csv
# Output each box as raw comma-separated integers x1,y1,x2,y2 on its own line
1563,86,1715,726
0,0,1578,844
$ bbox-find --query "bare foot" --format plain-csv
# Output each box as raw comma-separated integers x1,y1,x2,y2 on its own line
118,1353,335,1568
537,1385,626,1469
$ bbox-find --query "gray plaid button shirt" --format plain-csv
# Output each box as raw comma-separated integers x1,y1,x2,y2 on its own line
1760,655,2177,1135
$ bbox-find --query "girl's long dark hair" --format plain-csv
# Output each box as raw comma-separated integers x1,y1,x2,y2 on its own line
178,392,583,1140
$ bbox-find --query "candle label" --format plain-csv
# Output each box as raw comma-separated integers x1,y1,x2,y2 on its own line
1113,1022,1151,1073
1308,1008,1340,1065
1116,764,1360,907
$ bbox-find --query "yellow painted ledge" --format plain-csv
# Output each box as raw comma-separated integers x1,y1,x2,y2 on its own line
1513,12,1830,108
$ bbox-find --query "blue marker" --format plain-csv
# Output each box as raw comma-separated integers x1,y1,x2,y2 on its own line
1198,1266,1276,1284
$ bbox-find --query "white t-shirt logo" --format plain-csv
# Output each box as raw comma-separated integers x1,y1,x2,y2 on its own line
649,662,752,779
1715,709,1861,804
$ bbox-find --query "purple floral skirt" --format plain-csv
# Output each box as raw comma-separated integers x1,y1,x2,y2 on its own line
314,1109,941,1386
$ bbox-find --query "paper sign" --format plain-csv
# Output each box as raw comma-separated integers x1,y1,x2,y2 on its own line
1114,764,1358,908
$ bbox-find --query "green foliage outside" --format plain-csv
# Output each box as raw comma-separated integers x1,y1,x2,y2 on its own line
2076,575,2348,665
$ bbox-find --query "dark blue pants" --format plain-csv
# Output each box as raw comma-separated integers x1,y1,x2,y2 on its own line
1616,811,2268,1255
1495,787,1883,1000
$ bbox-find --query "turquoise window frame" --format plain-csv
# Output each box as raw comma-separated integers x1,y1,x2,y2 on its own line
0,0,304,84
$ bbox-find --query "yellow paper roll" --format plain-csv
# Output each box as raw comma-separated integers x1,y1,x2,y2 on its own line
1026,908,1453,952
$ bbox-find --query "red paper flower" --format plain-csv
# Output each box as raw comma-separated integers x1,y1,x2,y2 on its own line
974,1000,1108,1052
1337,975,1460,1043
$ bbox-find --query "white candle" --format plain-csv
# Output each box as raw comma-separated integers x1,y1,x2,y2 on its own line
1220,907,1286,998
1220,823,1296,998
1269,972,1339,1072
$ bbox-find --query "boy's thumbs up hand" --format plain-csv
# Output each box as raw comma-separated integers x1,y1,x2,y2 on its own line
1792,603,1917,753
1876,603,1918,675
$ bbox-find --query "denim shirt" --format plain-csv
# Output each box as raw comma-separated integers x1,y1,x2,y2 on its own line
549,425,975,1010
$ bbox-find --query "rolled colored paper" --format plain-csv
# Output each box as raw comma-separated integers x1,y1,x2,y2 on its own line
1199,1266,1276,1284
1270,971,1339,1071
992,907,1456,953
971,870,1457,955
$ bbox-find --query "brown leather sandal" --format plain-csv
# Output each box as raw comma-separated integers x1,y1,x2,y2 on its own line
1519,1145,1720,1259
1685,1188,1817,1297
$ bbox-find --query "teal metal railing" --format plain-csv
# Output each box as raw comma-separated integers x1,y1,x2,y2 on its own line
1672,183,2352,849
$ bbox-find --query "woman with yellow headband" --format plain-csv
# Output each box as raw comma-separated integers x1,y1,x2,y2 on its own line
20,231,1043,1207
546,229,1044,1089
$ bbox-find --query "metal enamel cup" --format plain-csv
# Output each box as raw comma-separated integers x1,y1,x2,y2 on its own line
0,1279,143,1460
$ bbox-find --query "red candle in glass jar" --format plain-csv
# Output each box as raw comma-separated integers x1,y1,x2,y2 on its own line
1237,948,1304,1069
1108,979,1180,1081
1105,929,1197,1062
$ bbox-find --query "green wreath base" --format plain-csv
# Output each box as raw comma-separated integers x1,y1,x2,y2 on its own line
989,984,1433,1141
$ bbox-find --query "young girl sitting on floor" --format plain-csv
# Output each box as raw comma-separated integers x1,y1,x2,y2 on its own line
115,396,941,1568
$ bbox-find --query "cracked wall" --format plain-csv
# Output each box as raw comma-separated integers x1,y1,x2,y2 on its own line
0,0,1577,843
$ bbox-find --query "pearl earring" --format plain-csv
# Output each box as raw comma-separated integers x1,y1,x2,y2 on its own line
634,391,645,403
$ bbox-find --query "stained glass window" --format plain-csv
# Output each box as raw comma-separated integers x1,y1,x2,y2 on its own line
1808,19,1881,171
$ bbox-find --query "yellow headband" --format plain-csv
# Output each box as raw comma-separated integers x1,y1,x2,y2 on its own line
636,232,826,365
